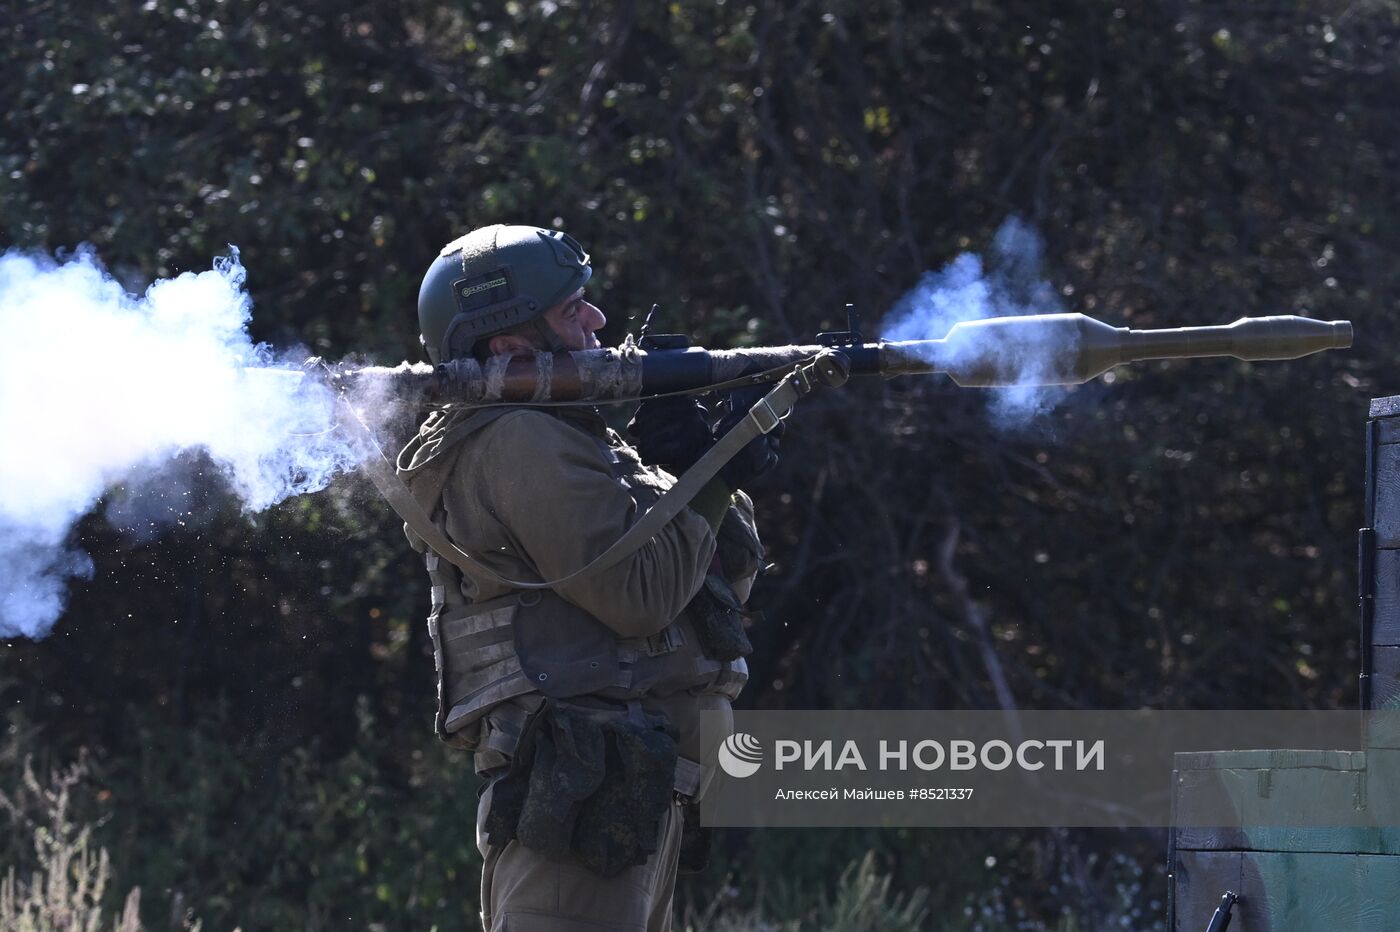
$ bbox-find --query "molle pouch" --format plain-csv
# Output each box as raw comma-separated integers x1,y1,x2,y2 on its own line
685,573,754,662
514,703,608,863
483,700,679,879
512,590,622,697
482,701,547,850
484,700,609,857
572,705,679,877
717,490,764,603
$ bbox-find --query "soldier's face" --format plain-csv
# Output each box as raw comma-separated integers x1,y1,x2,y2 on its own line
544,289,606,350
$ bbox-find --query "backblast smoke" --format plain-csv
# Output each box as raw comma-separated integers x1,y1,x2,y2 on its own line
3,229,1344,639
881,216,1069,422
0,247,368,640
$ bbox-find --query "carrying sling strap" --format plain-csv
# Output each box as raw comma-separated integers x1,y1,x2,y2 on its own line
339,350,848,591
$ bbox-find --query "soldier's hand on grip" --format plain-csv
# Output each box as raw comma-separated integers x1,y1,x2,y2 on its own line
626,396,713,473
715,388,783,491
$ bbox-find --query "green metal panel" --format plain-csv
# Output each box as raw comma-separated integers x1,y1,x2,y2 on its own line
1373,647,1400,710
1237,851,1400,929
1172,850,1240,932
1175,750,1367,771
1174,850,1400,930
1374,443,1400,548
1375,550,1400,646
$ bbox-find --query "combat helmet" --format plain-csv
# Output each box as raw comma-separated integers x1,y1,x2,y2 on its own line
418,224,592,363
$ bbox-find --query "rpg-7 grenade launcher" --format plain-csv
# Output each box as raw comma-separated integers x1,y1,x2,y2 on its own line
325,309,1354,406
304,308,1351,588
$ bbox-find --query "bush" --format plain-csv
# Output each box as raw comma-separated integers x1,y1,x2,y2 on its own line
0,755,145,932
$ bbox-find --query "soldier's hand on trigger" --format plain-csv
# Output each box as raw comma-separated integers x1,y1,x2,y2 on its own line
626,395,713,473
627,389,783,490
715,387,783,491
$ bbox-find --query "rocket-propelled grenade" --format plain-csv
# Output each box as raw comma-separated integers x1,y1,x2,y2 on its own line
321,313,1352,405
880,312,1354,387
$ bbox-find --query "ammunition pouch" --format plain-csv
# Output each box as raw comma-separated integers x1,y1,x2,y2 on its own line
483,699,679,877
685,573,753,662
716,489,765,602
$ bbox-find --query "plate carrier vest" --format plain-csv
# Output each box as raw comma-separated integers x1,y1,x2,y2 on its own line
398,406,750,751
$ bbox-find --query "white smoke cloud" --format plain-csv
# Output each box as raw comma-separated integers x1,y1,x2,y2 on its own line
881,216,1069,422
0,247,363,639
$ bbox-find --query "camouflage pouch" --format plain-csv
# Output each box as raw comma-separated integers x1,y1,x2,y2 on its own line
572,706,679,876
686,573,754,662
482,700,679,878
483,701,607,858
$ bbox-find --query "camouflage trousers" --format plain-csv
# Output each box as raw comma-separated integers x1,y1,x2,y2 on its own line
476,782,683,932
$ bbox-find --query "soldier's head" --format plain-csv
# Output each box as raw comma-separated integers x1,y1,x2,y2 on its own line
417,224,605,363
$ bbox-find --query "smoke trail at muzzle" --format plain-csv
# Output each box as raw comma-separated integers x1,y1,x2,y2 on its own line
881,217,1070,423
0,247,364,640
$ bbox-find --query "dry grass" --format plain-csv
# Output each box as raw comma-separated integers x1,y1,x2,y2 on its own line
0,756,143,932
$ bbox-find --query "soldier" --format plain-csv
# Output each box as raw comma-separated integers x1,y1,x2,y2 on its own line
398,224,775,931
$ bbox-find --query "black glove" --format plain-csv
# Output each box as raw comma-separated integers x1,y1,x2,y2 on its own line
714,387,783,491
626,396,712,473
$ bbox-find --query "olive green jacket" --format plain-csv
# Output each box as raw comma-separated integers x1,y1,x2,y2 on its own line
419,405,717,635
401,404,745,762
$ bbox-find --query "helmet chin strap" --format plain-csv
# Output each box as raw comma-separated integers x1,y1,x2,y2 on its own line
458,315,566,361
531,317,569,353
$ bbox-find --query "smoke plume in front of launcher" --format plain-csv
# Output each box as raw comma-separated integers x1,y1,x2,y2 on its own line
0,247,363,640
881,217,1071,422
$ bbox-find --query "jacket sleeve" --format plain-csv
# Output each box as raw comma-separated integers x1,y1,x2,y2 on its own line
471,410,716,638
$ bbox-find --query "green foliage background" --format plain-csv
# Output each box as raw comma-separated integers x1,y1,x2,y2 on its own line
3,0,1398,928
